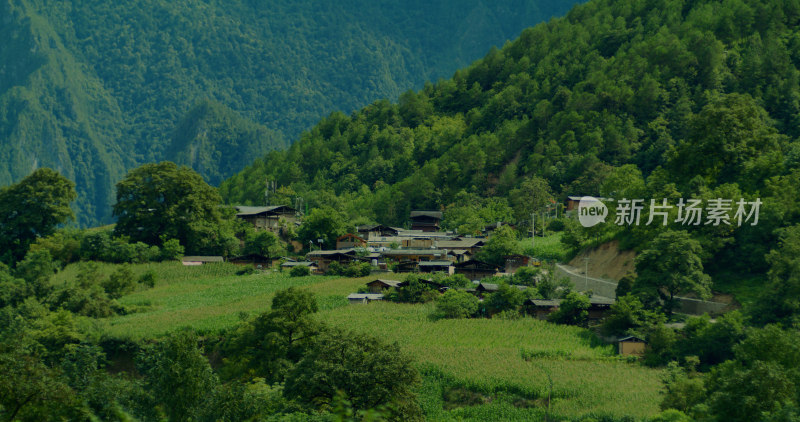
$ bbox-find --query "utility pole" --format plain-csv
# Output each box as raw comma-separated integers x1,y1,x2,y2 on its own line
583,256,590,291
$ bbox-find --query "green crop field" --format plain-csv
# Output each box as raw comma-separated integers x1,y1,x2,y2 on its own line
92,262,663,420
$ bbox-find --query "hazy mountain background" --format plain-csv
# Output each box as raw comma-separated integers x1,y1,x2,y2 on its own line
0,0,580,226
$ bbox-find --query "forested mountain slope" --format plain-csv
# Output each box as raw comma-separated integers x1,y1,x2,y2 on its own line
0,0,576,226
222,0,800,279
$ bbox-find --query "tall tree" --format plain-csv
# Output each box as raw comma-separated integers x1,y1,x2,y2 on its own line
634,230,711,315
113,162,236,255
0,168,76,265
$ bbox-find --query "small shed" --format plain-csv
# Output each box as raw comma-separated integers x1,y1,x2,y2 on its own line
347,293,384,304
181,256,224,266
617,336,647,356
366,279,404,294
410,210,443,232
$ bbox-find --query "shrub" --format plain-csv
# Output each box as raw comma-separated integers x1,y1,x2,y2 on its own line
103,266,136,299
138,271,157,288
290,266,311,277
548,291,589,326
235,266,257,276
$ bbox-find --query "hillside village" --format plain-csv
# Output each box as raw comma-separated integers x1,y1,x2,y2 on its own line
219,202,683,356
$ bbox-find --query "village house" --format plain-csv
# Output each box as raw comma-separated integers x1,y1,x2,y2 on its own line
588,296,615,321
234,205,298,233
409,211,443,232
435,238,485,255
180,256,224,266
306,249,359,273
280,260,318,272
229,253,272,269
447,249,472,263
474,282,527,297
356,224,401,240
366,279,404,293
525,299,561,320
453,260,500,281
335,233,367,249
381,249,448,262
418,260,454,275
504,254,534,273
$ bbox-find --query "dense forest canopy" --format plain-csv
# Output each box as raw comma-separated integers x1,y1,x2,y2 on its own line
0,0,578,226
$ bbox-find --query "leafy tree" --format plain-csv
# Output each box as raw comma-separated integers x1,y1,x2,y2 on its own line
243,229,285,258
475,225,520,268
509,176,554,222
14,249,58,300
284,328,421,420
0,168,76,265
297,206,347,250
485,282,525,315
289,266,311,277
634,230,711,315
602,294,664,337
548,291,589,326
750,224,800,325
513,266,540,286
137,330,218,422
434,290,479,319
113,162,237,255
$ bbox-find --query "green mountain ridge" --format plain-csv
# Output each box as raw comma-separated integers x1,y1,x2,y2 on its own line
0,0,579,226
221,0,800,279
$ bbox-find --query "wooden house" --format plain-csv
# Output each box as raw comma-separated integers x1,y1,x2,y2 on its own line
357,224,401,239
447,249,472,263
280,261,318,272
366,279,404,293
229,254,272,269
504,254,532,274
306,249,359,273
181,256,224,266
588,296,615,321
617,336,647,356
381,249,448,262
336,233,367,249
235,205,298,233
347,293,384,304
410,211,443,232
435,238,485,255
453,260,500,281
418,260,454,275
525,299,562,320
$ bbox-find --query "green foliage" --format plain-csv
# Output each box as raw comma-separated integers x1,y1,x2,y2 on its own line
634,231,711,315
284,328,422,420
137,270,157,288
749,224,800,325
475,225,520,268
485,282,525,315
0,168,76,265
435,290,480,319
602,295,665,337
102,266,135,300
513,266,540,286
389,275,439,304
298,206,347,250
113,162,238,256
137,330,219,421
547,291,589,326
290,266,311,277
243,229,285,259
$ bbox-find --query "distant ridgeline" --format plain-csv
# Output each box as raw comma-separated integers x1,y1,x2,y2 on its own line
0,0,578,226
222,0,800,275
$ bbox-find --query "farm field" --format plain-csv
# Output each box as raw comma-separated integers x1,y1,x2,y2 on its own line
97,262,663,420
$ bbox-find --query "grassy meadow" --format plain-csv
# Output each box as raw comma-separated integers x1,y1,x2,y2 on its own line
83,262,663,420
